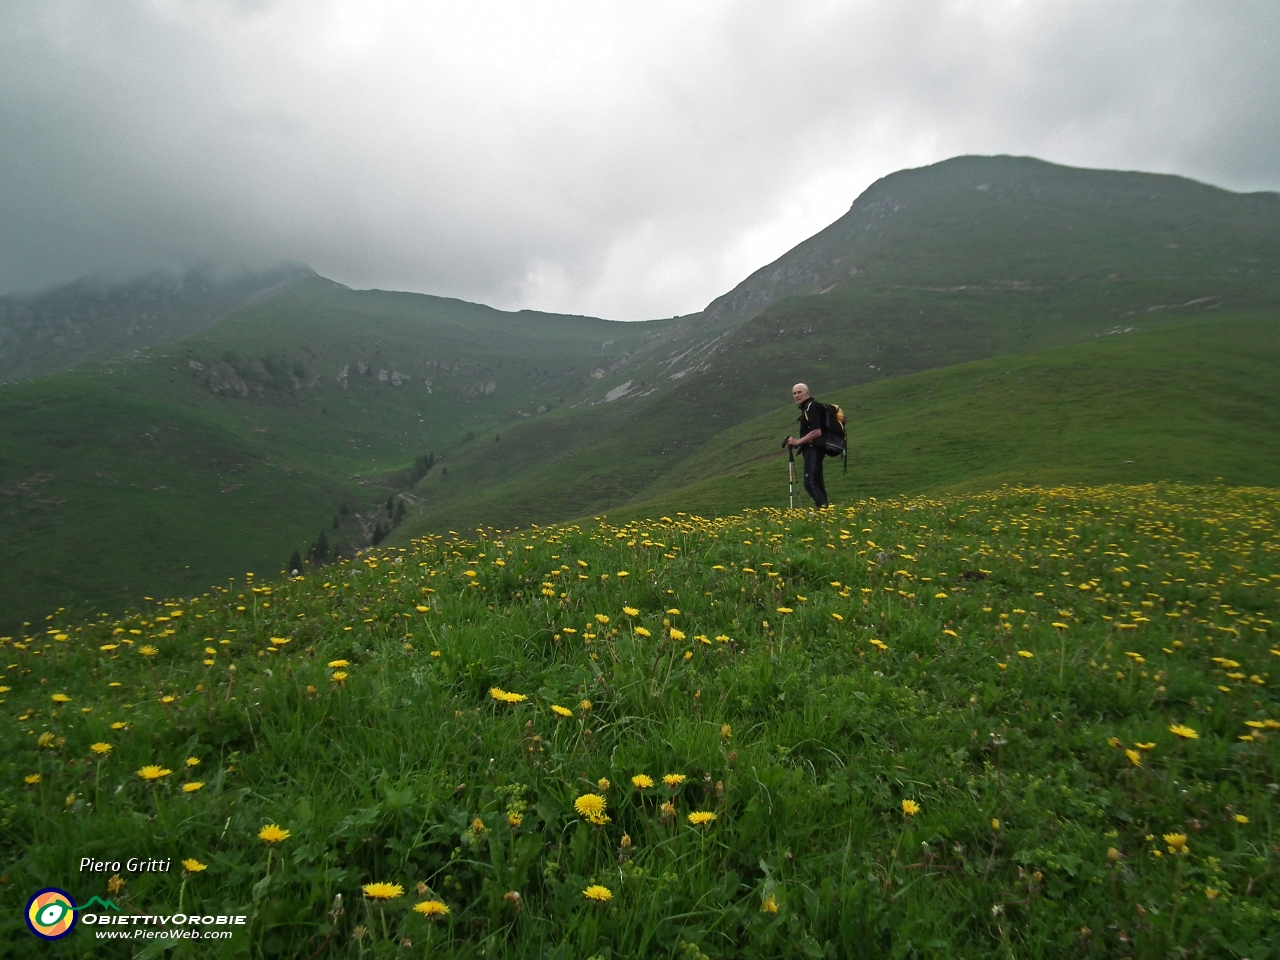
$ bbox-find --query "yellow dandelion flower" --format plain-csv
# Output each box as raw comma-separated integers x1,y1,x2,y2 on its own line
416,605,430,613
362,882,403,900
1135,742,1155,751
597,777,611,791
574,793,607,818
1163,833,1188,855
583,884,612,902
721,724,732,740
761,894,779,914
1125,749,1141,766
182,782,204,793
137,765,172,781
635,626,652,637
663,774,686,788
90,742,112,755
414,900,449,918
594,614,609,625
139,645,159,657
1204,886,1219,900
331,671,348,684
687,810,717,826
991,818,1000,831
623,607,639,617
632,774,654,789
37,732,56,748
328,660,350,668
551,704,573,717
182,858,207,873
110,721,127,730
186,756,200,767
24,773,41,785
669,629,686,641
489,687,527,703
776,607,793,615
1169,724,1199,740
1017,650,1034,659
901,799,921,817
1234,814,1249,824
51,693,71,704
258,824,290,843
579,699,592,712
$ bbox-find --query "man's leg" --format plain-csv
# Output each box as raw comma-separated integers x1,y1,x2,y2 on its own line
802,447,828,508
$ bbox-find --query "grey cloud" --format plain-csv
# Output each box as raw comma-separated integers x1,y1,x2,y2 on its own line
1,0,1277,318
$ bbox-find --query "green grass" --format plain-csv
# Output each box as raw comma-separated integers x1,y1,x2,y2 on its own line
2,483,1276,958
0,381,352,628
0,279,672,631
5,156,1280,632
399,311,1280,534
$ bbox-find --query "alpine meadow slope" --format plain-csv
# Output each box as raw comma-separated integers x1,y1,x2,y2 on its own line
0,281,678,630
1,155,1278,631
0,264,315,382
392,155,1280,537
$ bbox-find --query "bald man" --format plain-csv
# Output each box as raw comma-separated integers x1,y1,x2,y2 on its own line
784,383,829,509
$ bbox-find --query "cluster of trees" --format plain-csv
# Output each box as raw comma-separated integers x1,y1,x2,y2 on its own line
371,494,406,545
287,446,434,571
409,451,436,484
288,529,338,575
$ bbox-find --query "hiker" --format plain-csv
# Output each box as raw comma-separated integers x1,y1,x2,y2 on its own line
784,383,829,509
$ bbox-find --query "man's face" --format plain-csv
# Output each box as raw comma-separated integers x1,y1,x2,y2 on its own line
792,386,808,404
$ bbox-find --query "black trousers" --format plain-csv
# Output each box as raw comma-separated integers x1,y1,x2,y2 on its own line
802,446,828,508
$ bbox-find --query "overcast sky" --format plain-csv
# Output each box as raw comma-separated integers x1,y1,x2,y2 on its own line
2,1,1278,319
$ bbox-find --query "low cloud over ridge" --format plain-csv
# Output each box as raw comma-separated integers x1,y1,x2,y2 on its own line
2,1,1278,319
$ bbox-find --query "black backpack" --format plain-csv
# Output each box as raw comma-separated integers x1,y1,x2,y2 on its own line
799,401,848,473
822,403,848,473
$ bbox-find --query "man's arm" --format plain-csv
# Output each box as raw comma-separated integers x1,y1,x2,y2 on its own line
786,429,822,448
786,401,824,447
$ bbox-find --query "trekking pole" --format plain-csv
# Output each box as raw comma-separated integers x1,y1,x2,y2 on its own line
787,445,795,511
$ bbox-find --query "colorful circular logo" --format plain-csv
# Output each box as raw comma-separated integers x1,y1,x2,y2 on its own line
26,888,78,940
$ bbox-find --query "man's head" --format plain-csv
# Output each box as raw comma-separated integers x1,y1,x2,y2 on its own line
791,383,810,405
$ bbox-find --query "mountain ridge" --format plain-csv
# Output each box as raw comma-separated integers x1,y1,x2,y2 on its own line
2,154,1278,629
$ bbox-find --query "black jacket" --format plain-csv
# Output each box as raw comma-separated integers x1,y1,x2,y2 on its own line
797,399,827,447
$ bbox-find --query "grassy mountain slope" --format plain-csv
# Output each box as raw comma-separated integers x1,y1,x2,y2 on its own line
0,264,313,381
1,378,350,619
610,312,1280,520
394,157,1280,536
0,280,673,630
4,485,1276,957
4,156,1279,629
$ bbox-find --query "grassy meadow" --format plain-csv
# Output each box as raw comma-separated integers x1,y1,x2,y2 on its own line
5,155,1279,633
3,482,1277,958
398,311,1280,534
